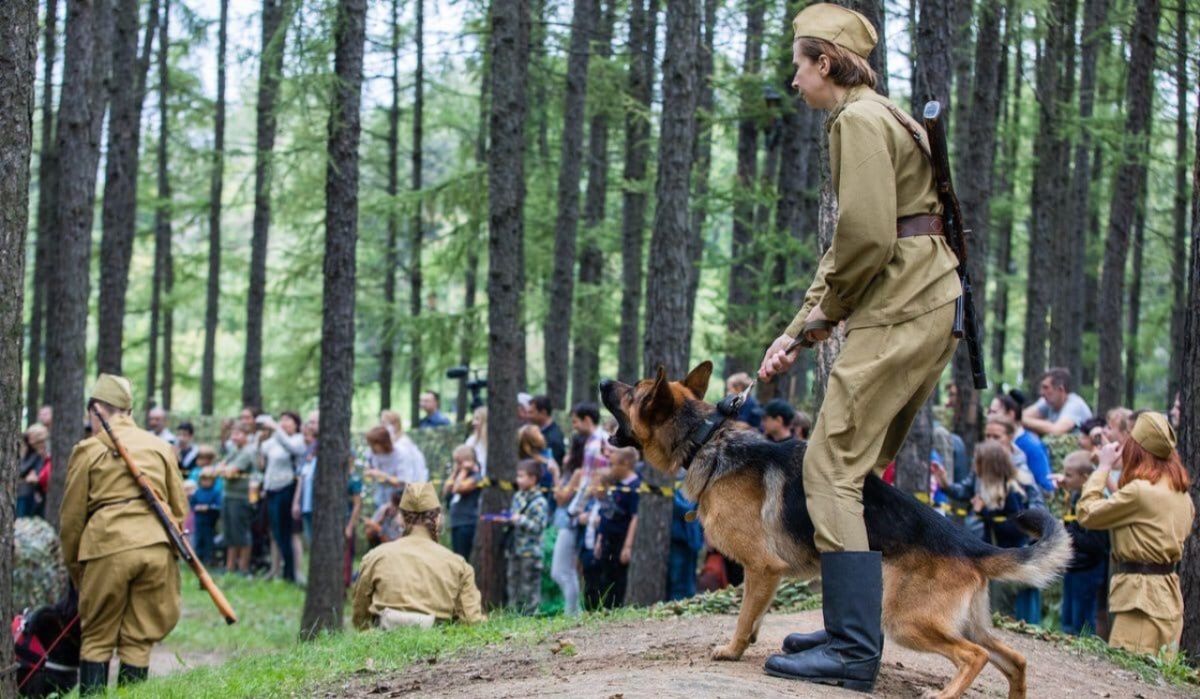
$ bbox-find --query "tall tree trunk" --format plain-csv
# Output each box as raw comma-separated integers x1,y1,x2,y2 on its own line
201,0,228,416
724,0,764,378
472,0,530,608
990,0,1020,380
45,0,113,526
408,0,425,421
1167,0,1188,407
163,224,173,409
1178,60,1200,663
1048,0,1079,377
570,0,615,407
630,0,698,608
544,0,596,409
379,0,400,413
458,48,489,423
96,0,157,375
1124,201,1145,408
950,0,974,161
682,0,713,352
950,0,1003,457
848,0,887,95
148,0,171,411
300,0,364,639
0,2,37,694
27,0,59,426
243,0,291,411
913,0,952,108
616,0,657,384
529,0,549,163
1063,0,1107,393
1096,0,1160,413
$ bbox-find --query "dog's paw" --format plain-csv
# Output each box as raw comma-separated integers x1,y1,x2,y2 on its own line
710,643,745,661
748,631,758,644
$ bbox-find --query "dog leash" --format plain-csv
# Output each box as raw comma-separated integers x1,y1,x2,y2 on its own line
18,613,79,691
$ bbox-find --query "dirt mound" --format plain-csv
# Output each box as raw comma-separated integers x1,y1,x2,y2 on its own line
327,610,1195,698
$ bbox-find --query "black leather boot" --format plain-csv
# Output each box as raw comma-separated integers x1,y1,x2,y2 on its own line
764,551,882,693
780,628,830,653
117,663,149,686
78,660,109,696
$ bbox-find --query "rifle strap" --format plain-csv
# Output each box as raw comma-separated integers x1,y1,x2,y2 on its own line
878,99,933,161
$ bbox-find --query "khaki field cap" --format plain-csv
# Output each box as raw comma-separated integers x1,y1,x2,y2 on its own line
1130,412,1177,460
792,3,878,59
90,373,134,411
400,482,440,513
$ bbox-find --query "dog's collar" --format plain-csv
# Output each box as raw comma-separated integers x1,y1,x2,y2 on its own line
679,381,754,471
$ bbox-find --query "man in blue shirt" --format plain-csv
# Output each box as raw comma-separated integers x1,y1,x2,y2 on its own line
417,391,451,429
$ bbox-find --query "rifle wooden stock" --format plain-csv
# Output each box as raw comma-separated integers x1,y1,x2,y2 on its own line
921,101,988,390
90,406,239,625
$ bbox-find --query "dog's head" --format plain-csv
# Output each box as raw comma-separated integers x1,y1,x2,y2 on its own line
599,361,713,472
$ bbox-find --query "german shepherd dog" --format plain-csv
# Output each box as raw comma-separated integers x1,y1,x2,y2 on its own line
599,361,1071,699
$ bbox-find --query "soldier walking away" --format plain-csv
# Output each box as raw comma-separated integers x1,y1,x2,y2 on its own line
59,375,188,693
757,3,961,692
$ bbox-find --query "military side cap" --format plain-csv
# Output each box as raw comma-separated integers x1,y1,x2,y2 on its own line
400,482,440,513
792,3,878,59
90,373,134,411
1130,412,1176,460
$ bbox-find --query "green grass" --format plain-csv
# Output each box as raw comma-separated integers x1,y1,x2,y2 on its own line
993,615,1200,689
168,573,309,653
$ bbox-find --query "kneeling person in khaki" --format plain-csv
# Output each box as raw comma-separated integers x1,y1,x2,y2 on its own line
353,482,485,630
60,374,188,693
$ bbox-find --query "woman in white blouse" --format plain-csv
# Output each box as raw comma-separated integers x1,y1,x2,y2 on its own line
259,411,306,583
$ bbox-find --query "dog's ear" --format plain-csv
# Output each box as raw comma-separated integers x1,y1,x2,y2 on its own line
682,361,713,400
642,365,674,422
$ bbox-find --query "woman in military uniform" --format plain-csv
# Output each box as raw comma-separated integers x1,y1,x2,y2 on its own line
756,3,960,691
60,374,188,693
1076,413,1193,657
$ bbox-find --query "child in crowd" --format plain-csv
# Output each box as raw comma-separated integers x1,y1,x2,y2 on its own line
974,440,1038,623
364,491,405,549
1060,451,1110,635
506,459,549,614
191,468,222,567
579,474,607,610
443,444,482,559
219,425,257,574
595,447,641,609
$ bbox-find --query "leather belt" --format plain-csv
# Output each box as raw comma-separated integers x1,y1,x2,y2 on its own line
1114,561,1177,576
897,214,944,238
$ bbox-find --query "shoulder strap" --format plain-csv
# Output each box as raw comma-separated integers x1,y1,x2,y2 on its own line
879,99,932,161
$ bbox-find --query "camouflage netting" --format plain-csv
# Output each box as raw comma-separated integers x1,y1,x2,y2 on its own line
13,517,68,611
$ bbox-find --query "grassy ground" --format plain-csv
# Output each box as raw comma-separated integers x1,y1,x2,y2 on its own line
85,575,1198,697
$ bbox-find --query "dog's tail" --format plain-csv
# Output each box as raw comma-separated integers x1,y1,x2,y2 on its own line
977,508,1072,587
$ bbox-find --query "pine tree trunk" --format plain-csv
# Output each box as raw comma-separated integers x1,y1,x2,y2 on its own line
407,0,425,422
163,228,173,409
570,0,614,408
458,51,489,423
300,0,364,639
1167,1,1188,407
1124,204,1145,408
472,0,530,608
529,0,549,163
544,0,596,409
45,0,113,526
0,2,37,693
913,0,952,107
244,0,291,411
379,0,400,413
630,0,698,608
949,0,1003,457
1048,0,1079,376
949,0,974,161
1175,77,1200,660
616,0,657,384
1096,0,1160,413
1062,0,1107,393
148,0,171,412
97,0,157,375
27,0,59,426
990,0,1020,381
724,0,764,378
201,0,228,416
847,0,887,95
681,0,712,353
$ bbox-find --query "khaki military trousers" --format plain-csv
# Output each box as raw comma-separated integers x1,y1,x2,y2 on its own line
1110,609,1181,657
79,543,181,666
804,300,958,552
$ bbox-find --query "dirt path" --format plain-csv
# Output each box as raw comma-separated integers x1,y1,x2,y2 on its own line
330,610,1196,698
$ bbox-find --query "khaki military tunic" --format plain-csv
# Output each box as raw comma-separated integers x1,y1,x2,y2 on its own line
352,526,484,630
790,85,961,553
1077,470,1193,656
61,413,188,666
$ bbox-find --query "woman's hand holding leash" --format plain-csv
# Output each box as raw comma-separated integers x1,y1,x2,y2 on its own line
759,307,833,382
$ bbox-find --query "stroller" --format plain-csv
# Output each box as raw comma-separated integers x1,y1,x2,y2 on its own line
12,587,80,697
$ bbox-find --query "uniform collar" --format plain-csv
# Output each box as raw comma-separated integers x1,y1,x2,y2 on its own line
95,413,137,450
825,84,873,130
